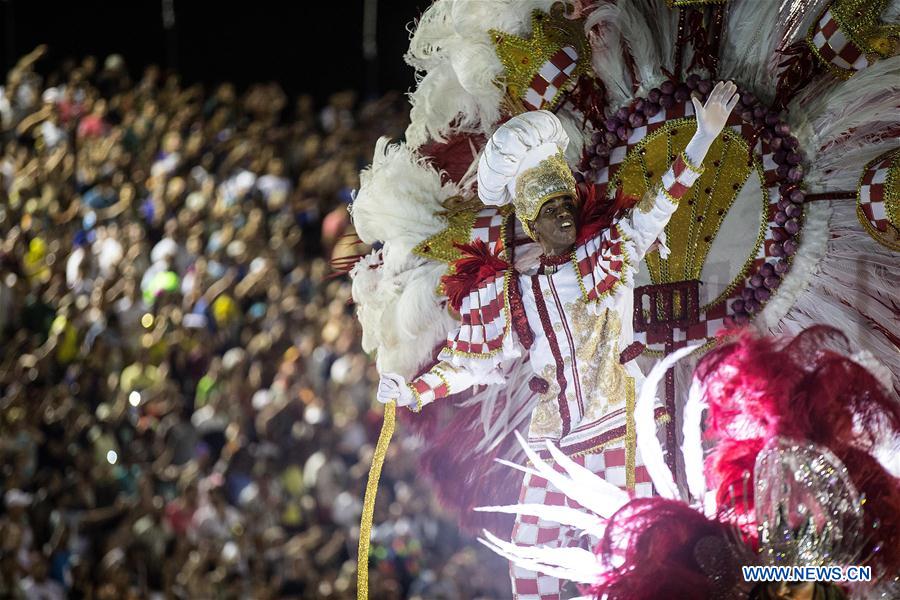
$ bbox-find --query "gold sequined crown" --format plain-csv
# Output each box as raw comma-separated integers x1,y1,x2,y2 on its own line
515,151,577,239
491,4,591,113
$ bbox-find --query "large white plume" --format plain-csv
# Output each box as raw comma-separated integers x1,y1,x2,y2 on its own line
349,138,462,378
791,57,900,192
404,0,561,148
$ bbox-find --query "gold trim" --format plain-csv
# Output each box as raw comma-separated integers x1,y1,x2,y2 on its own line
857,205,900,252
856,149,900,252
407,384,423,413
679,150,705,176
667,0,727,5
514,151,577,240
829,0,900,60
625,377,636,490
661,185,683,206
431,366,452,395
805,9,857,80
803,0,900,80
357,401,396,599
886,151,899,230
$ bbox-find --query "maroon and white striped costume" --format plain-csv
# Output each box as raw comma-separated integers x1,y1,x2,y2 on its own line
407,152,704,600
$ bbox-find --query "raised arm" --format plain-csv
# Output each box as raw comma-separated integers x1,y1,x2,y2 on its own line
621,81,741,261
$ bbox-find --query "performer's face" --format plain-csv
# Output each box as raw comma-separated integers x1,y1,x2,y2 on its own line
531,195,577,256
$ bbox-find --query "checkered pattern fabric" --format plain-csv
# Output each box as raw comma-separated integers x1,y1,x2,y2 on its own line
471,208,507,254
858,154,893,233
594,98,785,353
810,9,869,72
574,225,627,301
661,154,704,199
410,368,451,405
509,442,653,600
523,46,580,111
444,271,509,356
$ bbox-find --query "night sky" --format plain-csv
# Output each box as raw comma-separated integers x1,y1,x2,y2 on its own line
2,0,429,103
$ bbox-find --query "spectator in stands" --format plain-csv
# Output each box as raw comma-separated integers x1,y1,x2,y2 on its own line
0,46,508,599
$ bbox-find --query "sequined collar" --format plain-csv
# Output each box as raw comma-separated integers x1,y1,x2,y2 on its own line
538,252,571,274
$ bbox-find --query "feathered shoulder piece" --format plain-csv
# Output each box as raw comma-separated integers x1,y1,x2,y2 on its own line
576,182,638,245
441,239,510,312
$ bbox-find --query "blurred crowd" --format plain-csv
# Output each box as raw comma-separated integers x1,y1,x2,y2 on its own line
0,46,507,599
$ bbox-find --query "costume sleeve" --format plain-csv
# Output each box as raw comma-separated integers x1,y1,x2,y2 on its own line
405,362,494,411
617,151,705,262
406,269,521,411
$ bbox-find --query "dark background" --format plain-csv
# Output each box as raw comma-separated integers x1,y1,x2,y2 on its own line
1,0,429,102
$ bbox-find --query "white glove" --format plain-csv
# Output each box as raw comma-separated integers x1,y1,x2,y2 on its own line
686,80,740,164
376,373,415,407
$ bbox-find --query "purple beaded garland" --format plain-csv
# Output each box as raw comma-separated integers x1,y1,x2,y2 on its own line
593,78,806,334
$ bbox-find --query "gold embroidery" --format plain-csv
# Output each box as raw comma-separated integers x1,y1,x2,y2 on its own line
856,148,900,252
513,150,577,239
412,209,477,265
528,364,563,439
612,118,766,312
491,4,591,112
637,183,662,214
806,0,900,79
566,301,628,422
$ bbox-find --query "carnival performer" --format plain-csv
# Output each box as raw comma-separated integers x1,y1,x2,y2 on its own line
374,81,740,598
480,326,900,600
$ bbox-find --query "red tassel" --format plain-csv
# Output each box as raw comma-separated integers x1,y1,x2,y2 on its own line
564,74,608,131
508,274,533,349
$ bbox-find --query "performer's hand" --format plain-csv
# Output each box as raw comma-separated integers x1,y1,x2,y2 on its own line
376,373,415,407
691,80,740,142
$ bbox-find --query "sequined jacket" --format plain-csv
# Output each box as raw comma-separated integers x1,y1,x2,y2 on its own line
407,153,704,458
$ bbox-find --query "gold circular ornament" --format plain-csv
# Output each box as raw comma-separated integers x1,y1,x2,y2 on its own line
856,148,900,252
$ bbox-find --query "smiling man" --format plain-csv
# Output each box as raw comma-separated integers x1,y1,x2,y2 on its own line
377,82,740,599
530,195,578,257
